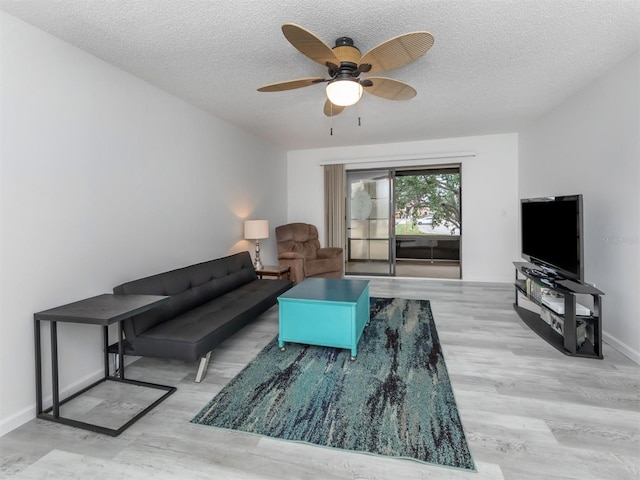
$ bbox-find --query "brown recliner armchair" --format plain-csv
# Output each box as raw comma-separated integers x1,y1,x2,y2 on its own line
275,223,343,284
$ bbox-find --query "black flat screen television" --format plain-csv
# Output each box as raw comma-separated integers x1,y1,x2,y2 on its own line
520,194,583,282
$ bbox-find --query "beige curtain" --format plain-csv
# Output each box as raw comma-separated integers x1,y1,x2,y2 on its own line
323,164,346,250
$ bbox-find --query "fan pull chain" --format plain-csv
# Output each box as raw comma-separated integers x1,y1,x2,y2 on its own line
358,117,361,126
330,102,334,136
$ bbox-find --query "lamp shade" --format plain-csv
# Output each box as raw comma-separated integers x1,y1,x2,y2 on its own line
244,219,269,240
326,80,363,107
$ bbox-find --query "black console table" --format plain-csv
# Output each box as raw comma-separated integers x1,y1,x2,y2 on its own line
34,293,175,436
513,262,604,359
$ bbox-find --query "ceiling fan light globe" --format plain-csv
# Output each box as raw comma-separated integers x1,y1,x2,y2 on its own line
326,80,363,107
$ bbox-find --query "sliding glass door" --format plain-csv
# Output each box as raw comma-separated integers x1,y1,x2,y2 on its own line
345,170,394,276
343,164,462,279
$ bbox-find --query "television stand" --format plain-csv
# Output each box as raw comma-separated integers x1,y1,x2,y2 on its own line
513,262,603,359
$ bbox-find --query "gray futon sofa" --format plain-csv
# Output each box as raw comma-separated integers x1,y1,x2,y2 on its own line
112,251,292,382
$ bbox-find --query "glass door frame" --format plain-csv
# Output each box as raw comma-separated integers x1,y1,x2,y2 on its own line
345,168,396,276
393,164,463,279
345,168,396,277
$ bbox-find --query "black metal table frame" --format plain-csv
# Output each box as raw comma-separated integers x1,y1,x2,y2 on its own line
34,295,176,436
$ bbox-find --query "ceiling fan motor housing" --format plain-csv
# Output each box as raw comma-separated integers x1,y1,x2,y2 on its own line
333,36,361,65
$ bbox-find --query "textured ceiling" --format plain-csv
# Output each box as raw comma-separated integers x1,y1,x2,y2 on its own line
1,0,639,150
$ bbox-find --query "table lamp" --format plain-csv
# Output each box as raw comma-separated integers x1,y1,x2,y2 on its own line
244,219,269,270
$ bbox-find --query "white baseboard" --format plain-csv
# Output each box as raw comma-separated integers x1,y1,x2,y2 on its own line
1,366,105,437
0,404,35,437
603,331,640,365
0,353,146,437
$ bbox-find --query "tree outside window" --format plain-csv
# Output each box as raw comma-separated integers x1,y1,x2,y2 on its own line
395,172,461,235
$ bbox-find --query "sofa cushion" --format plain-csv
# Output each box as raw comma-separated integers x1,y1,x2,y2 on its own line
113,252,256,340
127,278,290,361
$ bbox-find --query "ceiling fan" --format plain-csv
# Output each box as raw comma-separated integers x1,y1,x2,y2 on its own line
257,23,434,116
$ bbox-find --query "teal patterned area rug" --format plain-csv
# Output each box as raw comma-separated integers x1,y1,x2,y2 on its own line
191,297,475,470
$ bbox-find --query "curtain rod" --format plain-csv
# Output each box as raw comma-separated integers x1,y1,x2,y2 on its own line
318,152,476,166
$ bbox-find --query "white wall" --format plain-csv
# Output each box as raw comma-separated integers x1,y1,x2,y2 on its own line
287,133,520,282
519,51,640,363
0,12,287,435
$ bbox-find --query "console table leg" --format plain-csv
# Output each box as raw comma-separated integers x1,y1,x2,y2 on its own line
50,321,60,418
118,322,125,380
103,325,109,378
34,319,42,415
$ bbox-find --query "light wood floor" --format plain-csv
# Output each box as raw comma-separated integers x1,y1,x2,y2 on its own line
2,278,639,479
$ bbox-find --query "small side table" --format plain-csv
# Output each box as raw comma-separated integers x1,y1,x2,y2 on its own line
34,293,174,436
256,265,291,280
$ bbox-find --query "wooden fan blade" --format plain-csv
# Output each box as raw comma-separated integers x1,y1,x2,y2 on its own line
363,77,417,100
360,31,434,73
323,98,345,116
257,77,324,92
282,23,339,67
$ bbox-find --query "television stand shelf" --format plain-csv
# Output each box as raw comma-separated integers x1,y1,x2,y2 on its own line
513,262,603,359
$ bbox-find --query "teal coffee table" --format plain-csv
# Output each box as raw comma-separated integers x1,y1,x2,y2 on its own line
277,278,370,359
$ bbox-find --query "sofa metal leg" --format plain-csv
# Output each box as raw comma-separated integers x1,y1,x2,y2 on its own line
195,351,211,383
